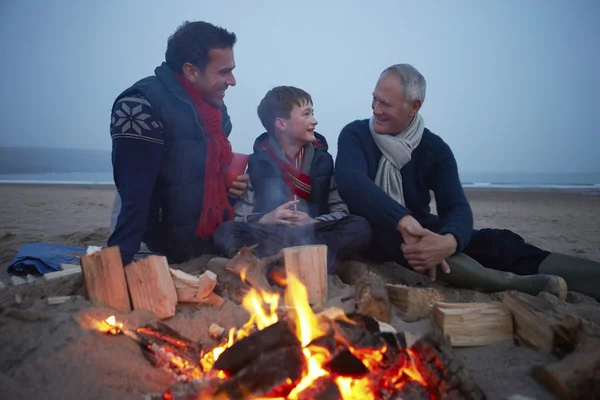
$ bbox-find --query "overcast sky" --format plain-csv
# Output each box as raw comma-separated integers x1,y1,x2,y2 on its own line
1,0,599,174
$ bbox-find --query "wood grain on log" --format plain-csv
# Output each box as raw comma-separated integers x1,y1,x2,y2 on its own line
80,246,131,313
433,302,513,347
283,245,328,306
226,246,273,293
125,255,177,319
386,284,443,322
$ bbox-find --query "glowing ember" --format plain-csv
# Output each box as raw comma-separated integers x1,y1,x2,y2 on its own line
98,273,434,399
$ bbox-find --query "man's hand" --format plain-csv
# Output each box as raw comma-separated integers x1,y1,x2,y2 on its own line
258,200,299,225
290,211,317,227
401,226,456,281
228,174,250,198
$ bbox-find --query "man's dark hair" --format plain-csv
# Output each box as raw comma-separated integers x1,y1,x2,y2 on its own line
257,86,313,133
165,21,236,72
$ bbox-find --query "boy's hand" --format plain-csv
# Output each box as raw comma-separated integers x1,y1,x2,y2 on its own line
228,174,250,198
290,211,317,226
258,200,299,225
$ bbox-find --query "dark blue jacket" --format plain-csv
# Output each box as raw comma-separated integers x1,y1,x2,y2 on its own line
110,62,233,263
335,119,474,252
248,132,332,218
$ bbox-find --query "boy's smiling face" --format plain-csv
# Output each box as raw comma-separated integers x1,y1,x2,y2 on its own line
277,100,318,143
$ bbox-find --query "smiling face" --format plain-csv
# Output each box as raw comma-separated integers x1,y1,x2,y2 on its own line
276,100,318,144
183,47,236,108
371,71,422,135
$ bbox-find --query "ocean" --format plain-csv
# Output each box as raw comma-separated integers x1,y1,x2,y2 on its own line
0,171,599,191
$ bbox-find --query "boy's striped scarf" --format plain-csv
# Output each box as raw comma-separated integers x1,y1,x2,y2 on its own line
265,144,311,200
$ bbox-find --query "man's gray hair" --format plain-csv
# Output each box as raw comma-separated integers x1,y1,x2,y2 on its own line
381,64,426,103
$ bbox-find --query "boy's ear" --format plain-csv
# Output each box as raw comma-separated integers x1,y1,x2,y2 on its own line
274,117,286,132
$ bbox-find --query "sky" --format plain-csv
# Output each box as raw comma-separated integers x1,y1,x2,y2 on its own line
0,0,599,175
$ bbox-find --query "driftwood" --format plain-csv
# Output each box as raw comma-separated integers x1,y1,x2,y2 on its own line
80,246,131,313
433,302,513,347
207,257,250,304
532,338,600,400
503,291,586,356
336,261,391,323
226,246,274,293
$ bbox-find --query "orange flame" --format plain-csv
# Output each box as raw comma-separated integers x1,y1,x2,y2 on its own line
98,271,431,399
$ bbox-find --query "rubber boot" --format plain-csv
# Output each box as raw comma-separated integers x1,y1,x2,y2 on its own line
437,253,568,300
538,252,600,300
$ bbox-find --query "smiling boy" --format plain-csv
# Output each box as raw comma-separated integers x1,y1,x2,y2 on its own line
213,86,372,272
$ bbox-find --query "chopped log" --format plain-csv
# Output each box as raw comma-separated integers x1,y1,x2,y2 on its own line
532,338,600,400
197,292,226,309
433,302,513,347
214,320,300,375
214,344,305,399
80,246,131,313
283,245,328,306
503,291,586,356
125,255,178,319
386,284,444,322
410,330,486,400
207,257,250,304
226,245,273,293
334,260,390,322
170,269,217,303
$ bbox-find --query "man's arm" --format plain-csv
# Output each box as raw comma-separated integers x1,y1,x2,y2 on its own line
107,93,164,265
335,122,411,230
428,139,474,252
314,176,349,222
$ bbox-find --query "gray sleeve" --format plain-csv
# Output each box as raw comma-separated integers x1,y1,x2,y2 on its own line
314,176,349,222
233,179,262,222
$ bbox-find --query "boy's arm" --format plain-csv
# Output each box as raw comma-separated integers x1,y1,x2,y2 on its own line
314,176,349,222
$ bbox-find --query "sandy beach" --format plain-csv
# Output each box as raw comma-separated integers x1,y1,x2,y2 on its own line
0,183,599,399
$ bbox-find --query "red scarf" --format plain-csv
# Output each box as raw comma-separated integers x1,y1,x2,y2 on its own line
265,143,311,200
175,73,233,238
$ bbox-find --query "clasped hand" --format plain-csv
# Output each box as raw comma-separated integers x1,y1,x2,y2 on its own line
397,216,456,282
258,200,317,226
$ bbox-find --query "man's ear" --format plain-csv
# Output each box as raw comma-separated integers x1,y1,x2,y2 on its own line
182,62,198,82
409,99,423,117
274,117,286,132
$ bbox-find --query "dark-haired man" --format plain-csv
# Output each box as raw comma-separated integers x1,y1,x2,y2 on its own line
108,21,249,265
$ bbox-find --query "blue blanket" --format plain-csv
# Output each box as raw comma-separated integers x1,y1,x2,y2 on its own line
7,243,86,275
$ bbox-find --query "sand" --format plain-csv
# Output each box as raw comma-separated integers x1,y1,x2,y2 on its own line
0,183,599,400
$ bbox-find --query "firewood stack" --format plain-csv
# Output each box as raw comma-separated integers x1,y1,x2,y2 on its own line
80,246,226,319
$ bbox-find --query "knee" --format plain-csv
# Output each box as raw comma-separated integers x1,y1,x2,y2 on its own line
213,221,239,252
347,215,373,245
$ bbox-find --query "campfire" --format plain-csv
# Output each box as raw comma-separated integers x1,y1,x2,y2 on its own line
94,272,484,400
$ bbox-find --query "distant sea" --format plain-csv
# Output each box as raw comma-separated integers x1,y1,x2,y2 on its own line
0,171,599,191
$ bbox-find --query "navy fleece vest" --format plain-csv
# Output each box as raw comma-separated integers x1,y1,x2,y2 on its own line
248,144,333,218
112,62,232,263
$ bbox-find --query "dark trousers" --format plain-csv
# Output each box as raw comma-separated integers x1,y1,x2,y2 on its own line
368,227,550,276
213,216,372,273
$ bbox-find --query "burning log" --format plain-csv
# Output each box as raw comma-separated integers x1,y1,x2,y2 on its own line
213,320,300,375
532,338,600,400
296,377,341,400
207,257,250,304
324,348,369,378
433,302,513,347
125,255,178,319
213,344,305,399
283,245,328,306
336,261,391,323
80,246,131,313
503,291,586,356
226,245,274,293
410,330,486,400
170,269,217,303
